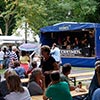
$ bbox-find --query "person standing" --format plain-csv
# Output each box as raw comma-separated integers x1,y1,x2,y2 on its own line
3,47,10,69
40,45,59,87
88,32,95,57
20,51,30,72
8,46,18,68
0,48,4,69
51,43,61,65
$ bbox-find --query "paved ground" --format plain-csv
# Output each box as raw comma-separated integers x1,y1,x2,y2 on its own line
70,67,95,86
71,67,94,74
0,67,95,85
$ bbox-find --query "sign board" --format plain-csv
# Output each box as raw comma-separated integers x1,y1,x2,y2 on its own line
60,49,81,57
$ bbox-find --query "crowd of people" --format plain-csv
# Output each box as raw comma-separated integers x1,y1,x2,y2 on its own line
0,44,99,100
62,32,95,57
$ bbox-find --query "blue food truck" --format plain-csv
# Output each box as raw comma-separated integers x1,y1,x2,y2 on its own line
40,22,100,67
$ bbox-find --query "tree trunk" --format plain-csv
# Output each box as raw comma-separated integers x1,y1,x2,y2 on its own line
4,22,8,36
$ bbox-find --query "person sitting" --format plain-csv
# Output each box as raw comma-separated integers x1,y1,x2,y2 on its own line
4,74,31,100
60,63,76,91
27,68,45,96
43,71,72,100
63,36,71,49
0,69,17,97
26,61,37,75
13,61,27,78
72,37,80,50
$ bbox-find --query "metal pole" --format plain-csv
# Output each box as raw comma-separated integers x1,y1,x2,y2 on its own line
25,22,27,43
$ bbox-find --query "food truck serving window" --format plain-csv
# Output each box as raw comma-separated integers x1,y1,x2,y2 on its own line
40,22,100,58
41,29,95,57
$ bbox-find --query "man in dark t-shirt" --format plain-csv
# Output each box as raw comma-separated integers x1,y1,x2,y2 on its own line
40,45,59,87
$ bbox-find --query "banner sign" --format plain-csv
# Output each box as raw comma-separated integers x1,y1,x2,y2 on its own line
60,49,81,57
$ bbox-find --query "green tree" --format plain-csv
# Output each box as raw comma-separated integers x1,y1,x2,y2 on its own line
0,0,6,34
0,0,16,35
85,0,100,22
14,0,47,33
69,0,98,22
0,0,99,35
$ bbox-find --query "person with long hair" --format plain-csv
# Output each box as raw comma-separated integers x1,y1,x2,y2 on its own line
4,75,31,100
27,68,45,96
20,51,30,72
0,69,17,97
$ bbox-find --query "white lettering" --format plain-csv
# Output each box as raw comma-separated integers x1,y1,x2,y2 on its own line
60,49,81,57
59,26,69,31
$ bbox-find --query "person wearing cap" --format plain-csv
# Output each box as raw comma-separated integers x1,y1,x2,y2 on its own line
85,60,100,100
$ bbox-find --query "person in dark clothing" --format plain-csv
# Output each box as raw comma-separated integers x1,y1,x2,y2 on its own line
88,33,95,57
85,60,100,100
40,45,59,87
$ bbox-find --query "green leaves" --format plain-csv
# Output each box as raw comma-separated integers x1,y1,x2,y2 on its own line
0,0,99,35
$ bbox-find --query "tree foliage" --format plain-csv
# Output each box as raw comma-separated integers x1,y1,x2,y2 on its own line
13,0,99,34
0,0,16,35
0,0,99,35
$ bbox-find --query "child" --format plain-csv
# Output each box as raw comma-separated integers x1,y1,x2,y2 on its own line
75,82,86,92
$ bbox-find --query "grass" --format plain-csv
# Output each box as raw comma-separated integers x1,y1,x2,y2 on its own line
0,69,5,74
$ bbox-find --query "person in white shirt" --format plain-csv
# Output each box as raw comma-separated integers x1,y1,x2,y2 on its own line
4,74,31,100
51,43,61,65
0,48,4,69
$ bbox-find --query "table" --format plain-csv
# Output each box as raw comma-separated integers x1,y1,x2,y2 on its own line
31,89,88,100
32,95,43,100
71,89,88,97
21,78,29,83
68,72,94,86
